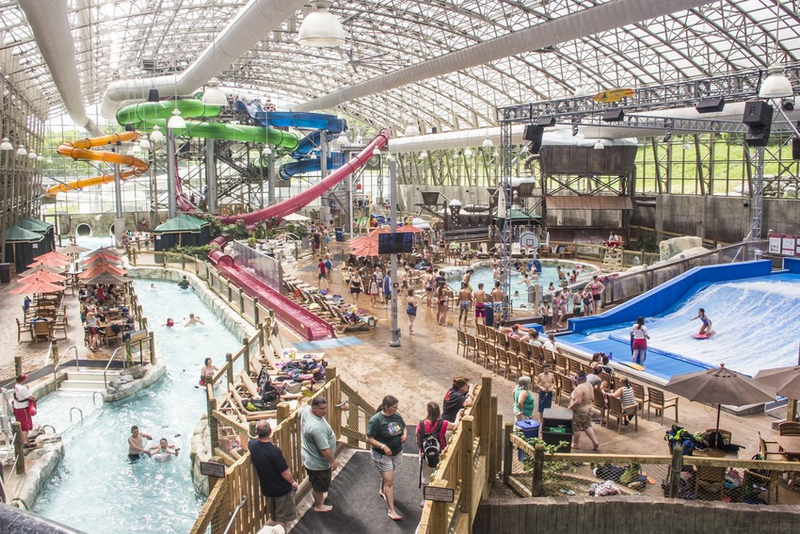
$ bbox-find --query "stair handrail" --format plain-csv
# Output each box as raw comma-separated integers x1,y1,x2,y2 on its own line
52,345,80,390
103,346,127,391
222,495,248,534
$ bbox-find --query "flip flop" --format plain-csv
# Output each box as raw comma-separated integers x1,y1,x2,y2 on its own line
388,513,402,521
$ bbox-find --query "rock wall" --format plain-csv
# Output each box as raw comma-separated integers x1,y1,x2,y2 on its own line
9,434,64,510
103,361,167,403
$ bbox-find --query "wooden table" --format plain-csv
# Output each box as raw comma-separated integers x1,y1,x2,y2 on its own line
774,436,800,460
693,447,738,459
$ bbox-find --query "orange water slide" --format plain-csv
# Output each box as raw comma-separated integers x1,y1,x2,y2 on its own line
47,131,149,196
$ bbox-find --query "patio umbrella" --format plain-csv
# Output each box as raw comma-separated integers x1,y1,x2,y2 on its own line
85,273,130,285
28,256,70,268
79,264,127,278
9,280,65,294
36,251,72,262
396,225,423,233
19,272,67,284
58,244,90,255
665,363,775,433
282,212,311,222
754,365,800,399
19,264,64,277
351,239,381,257
83,255,123,267
83,251,122,263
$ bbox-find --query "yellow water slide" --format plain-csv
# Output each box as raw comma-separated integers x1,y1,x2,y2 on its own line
47,131,149,196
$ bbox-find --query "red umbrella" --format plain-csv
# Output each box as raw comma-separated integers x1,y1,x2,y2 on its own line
351,239,381,257
9,280,65,294
19,272,67,284
58,244,90,255
396,225,423,233
83,256,123,267
79,264,127,278
37,251,72,262
28,256,70,268
19,264,64,276
83,252,122,264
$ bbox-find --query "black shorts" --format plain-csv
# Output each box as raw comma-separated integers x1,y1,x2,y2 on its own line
306,467,332,493
593,294,601,301
318,273,326,280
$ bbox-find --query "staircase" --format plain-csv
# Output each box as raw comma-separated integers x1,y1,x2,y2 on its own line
601,246,624,272
59,369,118,392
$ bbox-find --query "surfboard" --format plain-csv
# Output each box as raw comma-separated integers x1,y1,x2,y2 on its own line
692,332,714,339
620,361,645,371
592,88,635,103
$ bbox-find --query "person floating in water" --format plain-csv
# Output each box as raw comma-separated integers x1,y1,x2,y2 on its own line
199,357,219,386
149,438,180,462
164,318,179,327
691,308,713,336
184,313,205,327
128,426,153,462
178,276,191,290
149,283,157,292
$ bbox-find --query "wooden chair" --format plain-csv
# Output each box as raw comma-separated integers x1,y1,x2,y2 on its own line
476,323,487,338
705,428,732,445
456,328,469,357
485,343,498,373
779,422,800,436
486,328,498,346
52,315,68,340
607,395,638,433
32,320,52,343
16,318,32,343
519,354,533,382
466,333,479,363
506,350,520,381
542,347,556,366
532,362,544,381
496,348,510,379
557,374,574,407
647,387,679,424
592,387,607,424
530,344,544,364
758,431,786,461
629,381,648,416
475,338,487,367
507,337,521,356
102,326,122,347
567,357,582,375
694,464,726,501
555,353,568,374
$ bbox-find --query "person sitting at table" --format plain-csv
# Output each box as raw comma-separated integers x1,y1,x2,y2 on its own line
23,296,31,312
95,285,106,304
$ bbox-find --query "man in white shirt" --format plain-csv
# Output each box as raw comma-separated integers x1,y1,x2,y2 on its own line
13,374,36,447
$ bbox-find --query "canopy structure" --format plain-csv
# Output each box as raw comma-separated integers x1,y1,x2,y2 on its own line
4,226,46,273
153,215,211,251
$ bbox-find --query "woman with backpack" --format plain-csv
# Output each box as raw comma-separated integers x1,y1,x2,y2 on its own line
416,402,449,505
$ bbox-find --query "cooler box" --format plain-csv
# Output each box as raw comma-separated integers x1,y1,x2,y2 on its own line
515,419,540,461
335,227,344,242
541,407,573,453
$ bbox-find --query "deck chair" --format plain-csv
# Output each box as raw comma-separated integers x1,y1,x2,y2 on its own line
16,318,32,343
647,387,679,425
476,242,490,259
779,422,800,436
510,243,524,258
607,395,638,433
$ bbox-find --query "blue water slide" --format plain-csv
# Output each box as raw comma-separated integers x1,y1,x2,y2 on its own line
257,111,345,133
279,152,346,180
292,130,342,158
234,98,265,118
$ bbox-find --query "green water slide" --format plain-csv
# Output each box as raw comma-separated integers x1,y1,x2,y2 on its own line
116,99,299,151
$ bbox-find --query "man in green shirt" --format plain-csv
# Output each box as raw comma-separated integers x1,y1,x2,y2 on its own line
300,396,337,513
178,275,191,290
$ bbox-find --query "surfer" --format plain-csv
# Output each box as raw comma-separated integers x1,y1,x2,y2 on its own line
629,317,650,367
691,308,713,336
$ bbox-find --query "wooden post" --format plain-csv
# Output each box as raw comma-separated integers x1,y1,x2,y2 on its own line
532,443,545,497
225,352,234,386
257,322,265,354
480,375,491,439
162,252,167,268
460,416,474,514
427,479,450,534
788,400,798,423
207,392,218,451
253,298,259,325
277,402,291,424
124,339,133,366
181,253,186,271
242,337,250,377
226,282,232,304
148,332,156,365
669,442,684,498
14,356,22,378
238,287,244,314
488,395,498,483
503,422,513,485
50,340,59,366
12,422,24,475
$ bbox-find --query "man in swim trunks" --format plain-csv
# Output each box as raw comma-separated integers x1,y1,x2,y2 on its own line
462,269,474,292
491,281,505,316
317,258,329,290
691,308,713,335
535,364,555,421
128,426,153,462
568,371,600,451
457,283,472,326
473,283,487,326
185,313,205,326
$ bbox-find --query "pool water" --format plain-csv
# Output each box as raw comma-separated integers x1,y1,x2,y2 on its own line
32,279,242,534
447,261,596,300
564,274,800,378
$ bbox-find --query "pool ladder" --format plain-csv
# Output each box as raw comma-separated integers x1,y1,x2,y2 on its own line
69,407,83,424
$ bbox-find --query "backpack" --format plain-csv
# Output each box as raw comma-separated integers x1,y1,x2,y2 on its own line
420,419,444,468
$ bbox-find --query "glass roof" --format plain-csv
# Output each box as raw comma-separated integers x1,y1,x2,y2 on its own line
2,0,798,133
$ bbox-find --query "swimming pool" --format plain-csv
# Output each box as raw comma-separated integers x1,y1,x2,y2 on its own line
446,261,596,298
32,279,242,533
557,273,800,380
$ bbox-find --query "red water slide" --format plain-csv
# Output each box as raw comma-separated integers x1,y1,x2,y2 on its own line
207,129,390,340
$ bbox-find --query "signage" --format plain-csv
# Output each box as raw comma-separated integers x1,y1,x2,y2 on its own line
200,461,226,478
423,485,455,503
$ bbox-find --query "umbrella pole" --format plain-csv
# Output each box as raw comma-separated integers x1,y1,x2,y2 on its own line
716,404,721,434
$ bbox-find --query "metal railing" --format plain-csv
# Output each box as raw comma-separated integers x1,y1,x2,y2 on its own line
103,346,127,391
222,495,248,534
52,345,80,390
69,407,83,424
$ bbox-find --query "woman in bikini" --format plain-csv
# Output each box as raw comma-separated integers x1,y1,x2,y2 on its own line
349,271,363,306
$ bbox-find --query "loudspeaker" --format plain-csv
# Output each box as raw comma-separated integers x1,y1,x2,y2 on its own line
742,101,773,128
696,96,725,113
534,115,556,127
745,126,771,147
523,125,544,153
601,108,625,122
148,89,160,102
793,138,800,161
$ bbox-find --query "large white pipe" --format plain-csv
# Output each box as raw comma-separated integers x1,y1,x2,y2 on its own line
294,0,716,112
19,0,101,136
99,0,307,119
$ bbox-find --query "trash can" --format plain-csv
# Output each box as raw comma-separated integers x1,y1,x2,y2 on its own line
335,227,344,242
541,407,573,453
485,305,494,327
515,419,540,461
0,263,13,283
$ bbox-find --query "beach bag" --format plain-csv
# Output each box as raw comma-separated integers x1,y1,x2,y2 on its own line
420,419,443,468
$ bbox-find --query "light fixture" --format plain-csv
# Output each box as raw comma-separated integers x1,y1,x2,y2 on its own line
132,143,142,154
387,154,395,162
28,151,37,159
534,115,556,127
355,135,363,145
297,1,346,48
404,123,420,137
264,146,273,156
37,155,43,161
593,140,605,150
759,63,794,99
202,79,228,106
336,132,349,149
683,140,692,150
16,145,27,157
482,137,494,149
419,150,428,159
574,86,589,97
138,135,150,150
46,157,53,164
150,125,164,143
0,137,12,151
168,108,186,129
127,148,135,156
372,148,381,157
464,148,473,158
